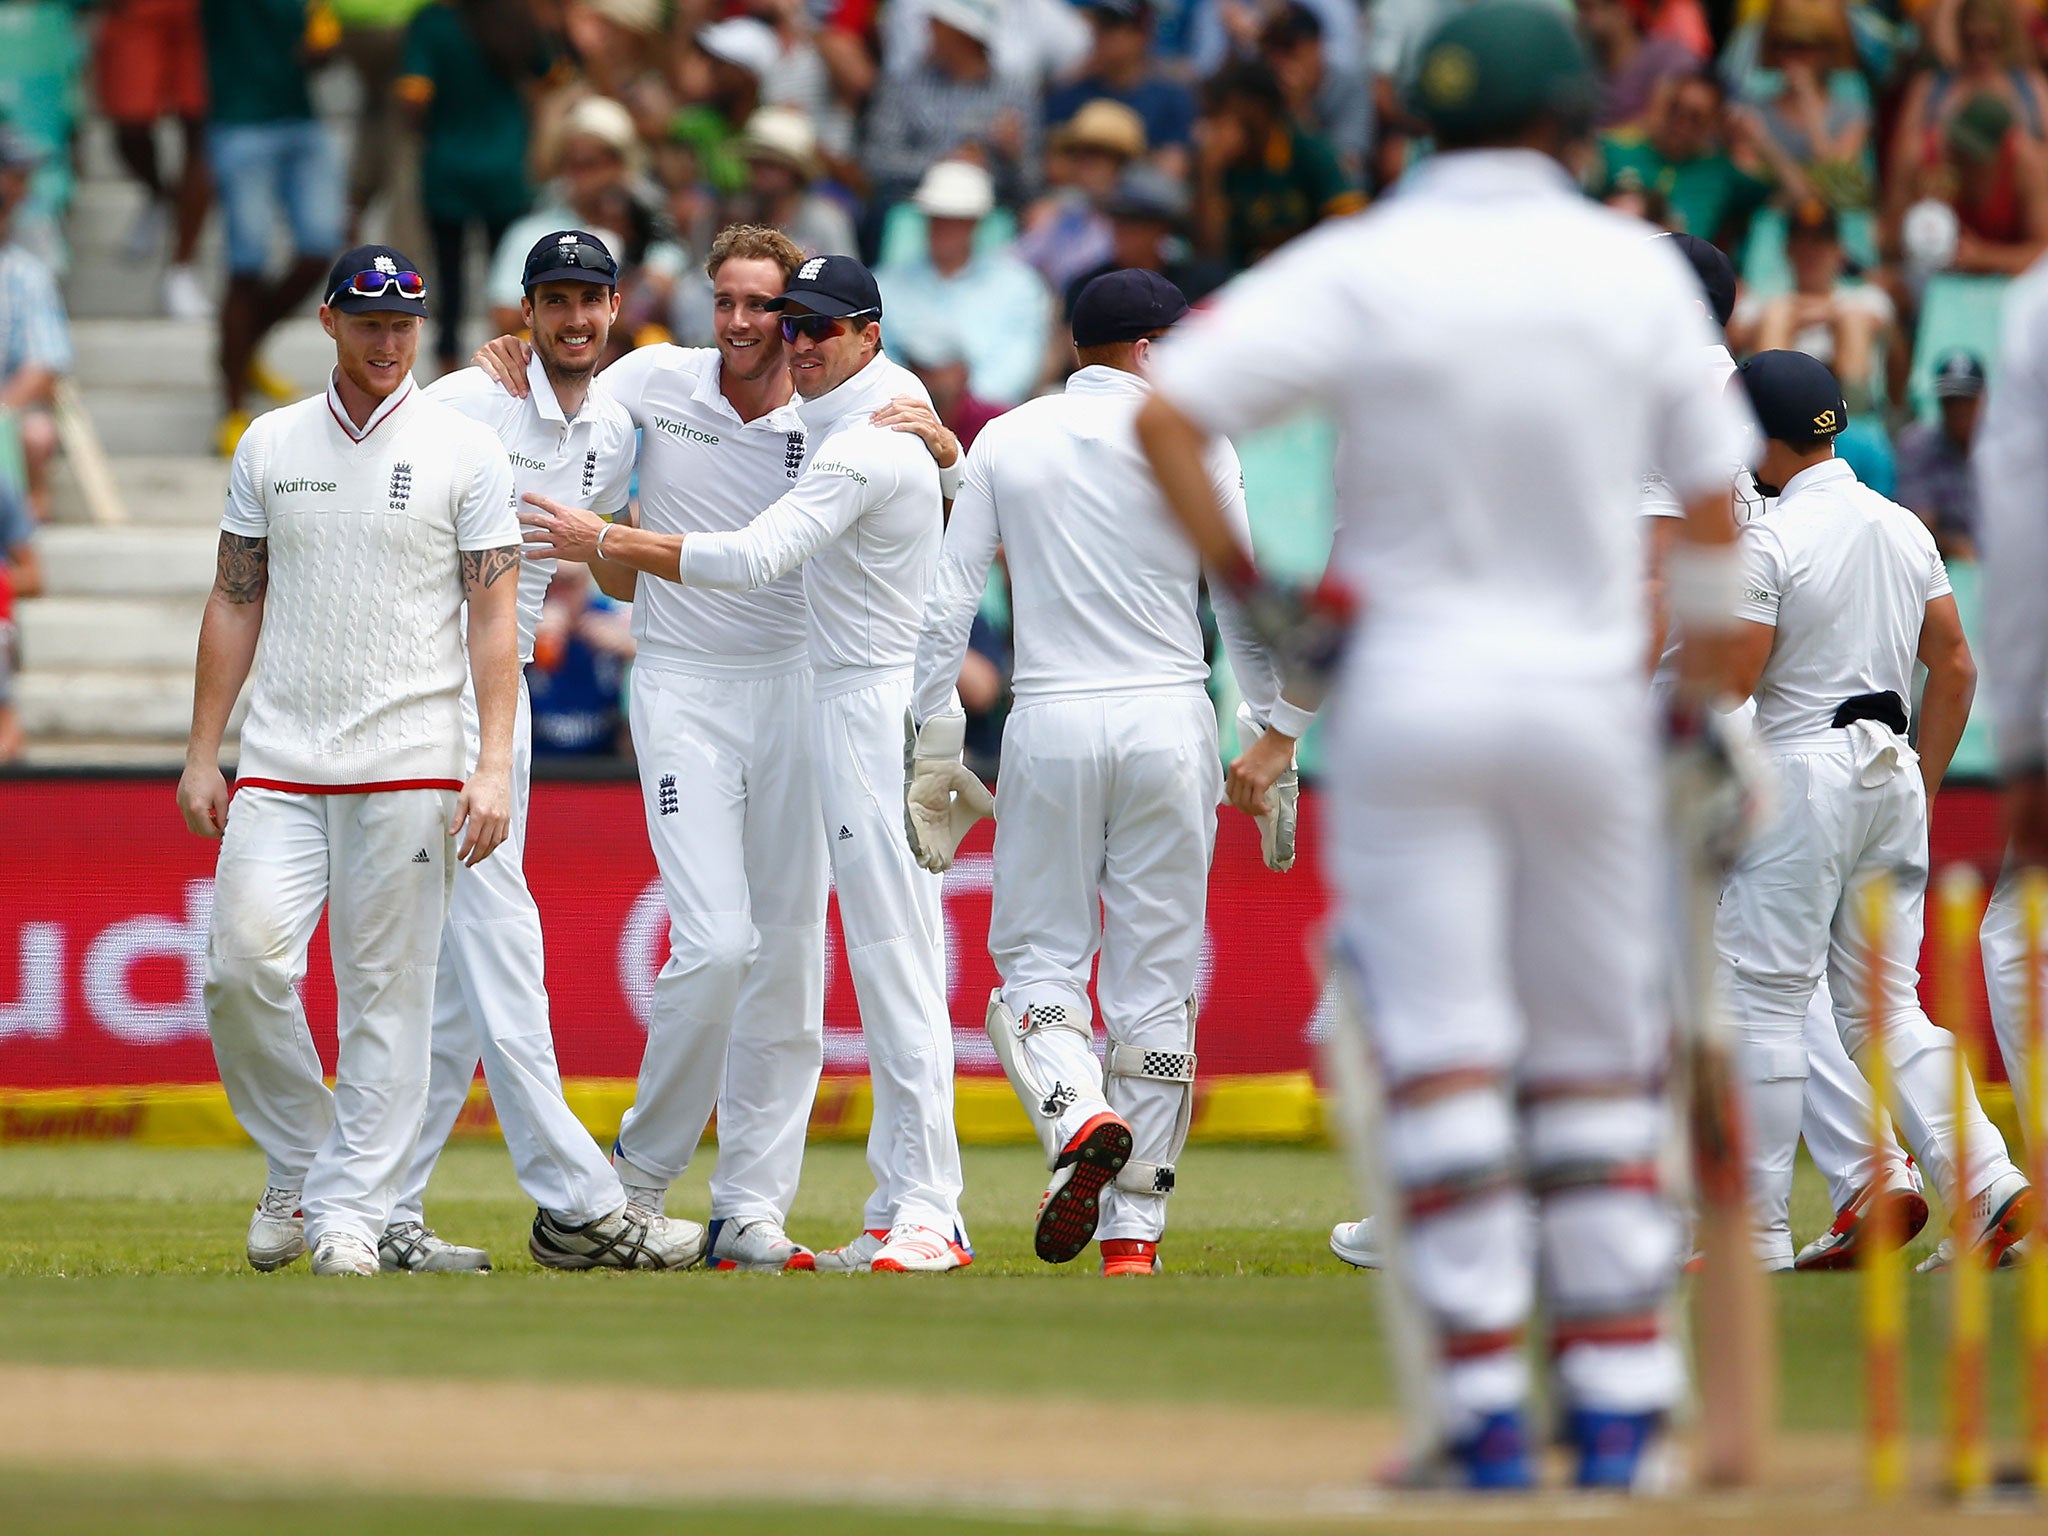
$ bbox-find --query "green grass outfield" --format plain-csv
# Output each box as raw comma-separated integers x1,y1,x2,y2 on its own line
0,1141,2038,1532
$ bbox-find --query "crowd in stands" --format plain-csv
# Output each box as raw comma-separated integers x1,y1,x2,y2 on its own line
0,0,2038,765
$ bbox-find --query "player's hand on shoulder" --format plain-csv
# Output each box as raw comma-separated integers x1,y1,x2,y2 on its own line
473,336,534,397
450,764,513,867
177,761,230,838
872,394,960,469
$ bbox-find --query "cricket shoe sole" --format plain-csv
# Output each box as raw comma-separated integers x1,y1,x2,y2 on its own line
1034,1112,1132,1265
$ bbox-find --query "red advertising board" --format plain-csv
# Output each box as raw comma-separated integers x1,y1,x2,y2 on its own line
0,777,2013,1093
0,777,1331,1090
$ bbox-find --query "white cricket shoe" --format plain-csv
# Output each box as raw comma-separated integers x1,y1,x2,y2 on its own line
812,1228,889,1274
246,1186,306,1272
378,1221,491,1273
708,1217,814,1272
1794,1173,1930,1271
309,1231,380,1276
1915,1172,2035,1272
871,1223,973,1274
161,263,212,320
529,1203,706,1270
1331,1217,1382,1270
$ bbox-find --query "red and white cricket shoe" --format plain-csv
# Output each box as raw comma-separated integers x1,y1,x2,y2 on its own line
1034,1111,1132,1265
871,1223,973,1273
1100,1239,1160,1276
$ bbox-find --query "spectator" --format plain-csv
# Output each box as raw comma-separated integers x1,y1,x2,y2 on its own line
673,17,779,197
332,0,431,239
735,107,859,257
958,610,1011,777
0,480,39,763
1895,348,1988,559
1016,101,1145,295
1043,0,1198,180
1184,0,1362,82
740,0,863,166
1583,0,1700,130
529,563,634,757
202,0,345,458
901,325,1006,448
1889,91,2048,280
397,0,551,371
485,96,684,341
560,0,669,107
877,158,1051,405
1078,164,1229,306
1193,57,1362,270
0,130,68,525
1730,200,1893,403
96,0,213,319
1596,70,1773,247
1258,4,1373,186
1722,0,1876,211
1892,0,2048,164
879,0,1089,89
861,0,1043,213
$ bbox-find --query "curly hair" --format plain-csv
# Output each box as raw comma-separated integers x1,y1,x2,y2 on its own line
704,224,807,284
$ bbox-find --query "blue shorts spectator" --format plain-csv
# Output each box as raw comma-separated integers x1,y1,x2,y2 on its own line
209,121,345,275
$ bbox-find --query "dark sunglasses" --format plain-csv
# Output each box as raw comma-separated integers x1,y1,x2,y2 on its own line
779,308,877,343
334,269,427,302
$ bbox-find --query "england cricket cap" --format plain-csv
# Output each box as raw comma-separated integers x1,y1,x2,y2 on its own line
1070,268,1189,346
1657,231,1737,330
1739,349,1848,443
325,244,428,316
766,254,882,319
1932,347,1987,399
522,229,620,291
1408,0,1597,143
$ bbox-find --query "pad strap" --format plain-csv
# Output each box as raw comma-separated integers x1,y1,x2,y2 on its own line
1116,1160,1177,1195
1402,1162,1521,1220
1104,1042,1196,1084
1548,1309,1666,1355
1528,1159,1663,1201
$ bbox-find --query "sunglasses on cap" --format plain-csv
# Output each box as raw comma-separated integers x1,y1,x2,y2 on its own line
332,268,428,302
779,309,878,343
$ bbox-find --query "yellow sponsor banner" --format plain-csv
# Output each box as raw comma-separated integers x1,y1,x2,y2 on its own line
0,1072,1328,1148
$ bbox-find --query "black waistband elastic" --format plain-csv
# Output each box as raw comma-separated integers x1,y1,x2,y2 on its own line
1831,690,1907,733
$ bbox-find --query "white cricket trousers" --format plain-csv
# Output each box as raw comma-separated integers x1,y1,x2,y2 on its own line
1718,744,2020,1267
1327,662,1683,1439
990,691,1216,1243
1983,864,2045,1152
1799,981,1917,1219
206,784,455,1251
614,660,828,1225
393,677,624,1228
817,667,964,1239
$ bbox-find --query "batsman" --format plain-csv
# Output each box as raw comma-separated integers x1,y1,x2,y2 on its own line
1137,1,1750,1489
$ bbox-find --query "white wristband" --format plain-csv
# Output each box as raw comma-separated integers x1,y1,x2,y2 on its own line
596,519,613,559
1666,541,1744,629
937,455,965,501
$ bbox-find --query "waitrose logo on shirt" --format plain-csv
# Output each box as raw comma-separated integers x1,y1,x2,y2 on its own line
651,417,720,445
273,477,340,494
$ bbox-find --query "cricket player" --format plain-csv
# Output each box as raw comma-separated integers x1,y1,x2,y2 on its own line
907,269,1306,1276
1135,2,1749,1487
1715,350,2033,1270
522,254,970,1273
178,245,520,1278
383,231,707,1273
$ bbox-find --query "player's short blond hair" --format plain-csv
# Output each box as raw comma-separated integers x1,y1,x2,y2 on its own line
704,225,806,284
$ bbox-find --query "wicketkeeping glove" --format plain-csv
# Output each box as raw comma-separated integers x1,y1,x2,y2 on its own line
1234,702,1299,873
1231,573,1359,712
1663,695,1775,879
903,710,995,874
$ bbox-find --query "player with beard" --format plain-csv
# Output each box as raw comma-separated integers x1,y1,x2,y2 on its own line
479,231,958,1271
379,230,708,1273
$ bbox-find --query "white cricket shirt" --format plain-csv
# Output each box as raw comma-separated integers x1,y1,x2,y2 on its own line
1735,457,1951,751
427,351,635,663
679,353,943,693
1151,149,1750,680
222,372,520,788
597,342,812,674
911,364,1309,737
1976,258,2048,775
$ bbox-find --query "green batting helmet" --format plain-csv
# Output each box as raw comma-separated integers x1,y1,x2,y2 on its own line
1407,0,1597,145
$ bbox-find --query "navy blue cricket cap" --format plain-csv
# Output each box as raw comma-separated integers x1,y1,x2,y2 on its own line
325,244,428,316
1658,231,1736,331
1070,268,1188,347
1739,349,1847,443
522,229,620,291
766,253,882,319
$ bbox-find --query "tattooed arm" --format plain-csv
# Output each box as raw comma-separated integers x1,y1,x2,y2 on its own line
178,532,268,836
454,542,520,865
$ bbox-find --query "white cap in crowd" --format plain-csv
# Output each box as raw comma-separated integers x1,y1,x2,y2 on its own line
927,0,1003,46
742,107,823,179
914,159,996,221
699,17,782,79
